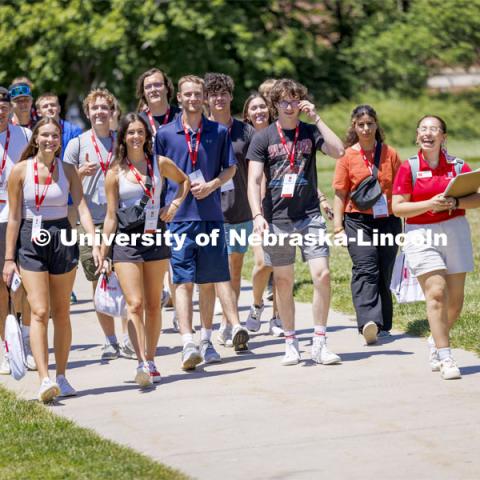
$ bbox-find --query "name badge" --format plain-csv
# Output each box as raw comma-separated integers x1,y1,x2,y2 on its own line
189,169,206,184
372,193,389,218
96,175,107,204
0,181,7,204
417,171,432,179
144,204,159,233
281,173,297,198
221,179,235,192
11,272,22,292
31,214,42,241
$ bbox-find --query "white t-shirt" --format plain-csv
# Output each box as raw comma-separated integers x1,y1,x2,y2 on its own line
0,125,31,223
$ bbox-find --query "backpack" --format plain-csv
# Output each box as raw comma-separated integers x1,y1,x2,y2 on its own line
408,154,464,188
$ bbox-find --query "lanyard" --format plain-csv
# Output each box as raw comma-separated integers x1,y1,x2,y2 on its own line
34,157,56,212
0,127,10,178
183,122,202,169
359,144,377,175
146,107,171,135
276,121,299,171
126,157,155,204
91,131,113,175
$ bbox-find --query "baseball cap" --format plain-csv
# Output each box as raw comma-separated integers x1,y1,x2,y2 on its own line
0,87,10,103
9,82,32,99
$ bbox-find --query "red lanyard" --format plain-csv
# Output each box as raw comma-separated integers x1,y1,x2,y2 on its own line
91,131,113,175
276,121,299,171
1,127,10,178
126,157,155,204
183,122,202,169
33,157,56,212
359,145,376,174
146,107,170,135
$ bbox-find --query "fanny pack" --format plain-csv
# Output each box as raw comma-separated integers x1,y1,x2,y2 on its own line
350,142,383,211
116,167,153,232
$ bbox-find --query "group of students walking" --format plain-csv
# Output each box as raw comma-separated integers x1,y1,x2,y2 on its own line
0,69,477,404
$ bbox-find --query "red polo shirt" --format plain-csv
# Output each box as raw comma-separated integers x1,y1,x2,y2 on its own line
393,151,471,224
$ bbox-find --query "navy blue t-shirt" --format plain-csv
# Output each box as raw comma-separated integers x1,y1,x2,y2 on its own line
156,114,236,222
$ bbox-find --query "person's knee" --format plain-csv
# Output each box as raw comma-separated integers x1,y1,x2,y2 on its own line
31,306,50,323
274,272,294,291
312,268,330,289
426,284,447,308
127,298,144,317
144,298,161,317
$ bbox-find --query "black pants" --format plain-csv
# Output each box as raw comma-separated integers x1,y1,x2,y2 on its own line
345,214,402,332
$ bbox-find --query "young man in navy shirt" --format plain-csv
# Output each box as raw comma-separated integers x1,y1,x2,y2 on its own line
156,75,250,370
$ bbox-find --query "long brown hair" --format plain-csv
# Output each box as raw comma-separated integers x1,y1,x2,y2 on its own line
113,113,153,168
242,92,272,126
19,117,62,161
345,104,385,148
135,68,174,112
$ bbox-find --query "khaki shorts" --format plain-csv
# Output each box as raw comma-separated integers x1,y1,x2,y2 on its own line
78,224,103,282
404,216,474,277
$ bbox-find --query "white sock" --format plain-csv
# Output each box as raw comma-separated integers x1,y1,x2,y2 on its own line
123,333,130,345
21,325,30,340
56,374,65,381
427,335,437,353
182,333,194,346
438,347,452,361
200,328,212,342
314,325,326,337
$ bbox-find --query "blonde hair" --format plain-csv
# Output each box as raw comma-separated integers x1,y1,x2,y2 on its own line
82,88,115,116
178,75,205,93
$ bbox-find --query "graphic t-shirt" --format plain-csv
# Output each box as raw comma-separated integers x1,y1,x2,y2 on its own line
221,118,255,224
63,129,116,224
246,121,324,223
0,125,31,222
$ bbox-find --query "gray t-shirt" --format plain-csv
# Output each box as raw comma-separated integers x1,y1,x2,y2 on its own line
63,129,116,224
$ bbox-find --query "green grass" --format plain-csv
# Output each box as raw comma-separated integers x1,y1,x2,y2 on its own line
243,142,480,356
0,386,188,480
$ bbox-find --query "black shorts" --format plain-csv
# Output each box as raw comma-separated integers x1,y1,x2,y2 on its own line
18,217,79,275
112,221,171,264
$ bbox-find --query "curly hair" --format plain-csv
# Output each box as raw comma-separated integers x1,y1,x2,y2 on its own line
269,79,308,106
82,88,115,117
204,73,234,96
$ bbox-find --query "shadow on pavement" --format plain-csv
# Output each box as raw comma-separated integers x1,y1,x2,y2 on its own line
460,365,480,376
338,350,414,362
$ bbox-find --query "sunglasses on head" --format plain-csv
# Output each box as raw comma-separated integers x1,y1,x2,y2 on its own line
9,84,32,98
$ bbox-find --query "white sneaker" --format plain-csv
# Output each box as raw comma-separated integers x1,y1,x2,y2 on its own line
246,304,264,333
23,337,37,371
311,336,341,365
214,298,223,316
217,324,233,347
0,354,10,375
281,338,301,366
135,363,153,387
147,361,162,384
269,316,284,337
427,336,440,372
362,321,378,345
56,375,77,397
38,377,60,403
440,356,461,380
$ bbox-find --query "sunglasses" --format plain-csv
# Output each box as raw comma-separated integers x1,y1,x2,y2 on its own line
9,85,32,98
277,100,300,109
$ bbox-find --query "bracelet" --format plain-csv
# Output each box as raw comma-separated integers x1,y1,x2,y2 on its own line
253,213,263,220
4,258,15,262
171,201,180,209
334,227,344,234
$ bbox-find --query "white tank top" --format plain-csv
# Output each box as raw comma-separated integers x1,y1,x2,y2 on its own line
118,157,162,208
22,158,69,220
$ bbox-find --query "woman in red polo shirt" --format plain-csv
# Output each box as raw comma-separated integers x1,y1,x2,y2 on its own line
392,115,480,380
333,105,402,345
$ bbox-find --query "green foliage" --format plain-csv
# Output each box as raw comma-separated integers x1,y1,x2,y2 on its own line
319,89,480,149
0,386,188,480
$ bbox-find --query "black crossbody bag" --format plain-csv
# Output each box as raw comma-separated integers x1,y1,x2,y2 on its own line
116,164,154,232
350,142,383,211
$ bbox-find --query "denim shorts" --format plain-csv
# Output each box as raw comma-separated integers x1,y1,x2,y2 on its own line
224,220,253,255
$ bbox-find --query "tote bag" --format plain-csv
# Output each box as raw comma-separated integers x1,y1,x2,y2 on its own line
94,272,127,318
390,252,425,303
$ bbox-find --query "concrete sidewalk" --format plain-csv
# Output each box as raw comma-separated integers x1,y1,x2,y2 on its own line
2,268,480,480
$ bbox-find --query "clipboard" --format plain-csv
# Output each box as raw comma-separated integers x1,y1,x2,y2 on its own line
443,170,480,198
